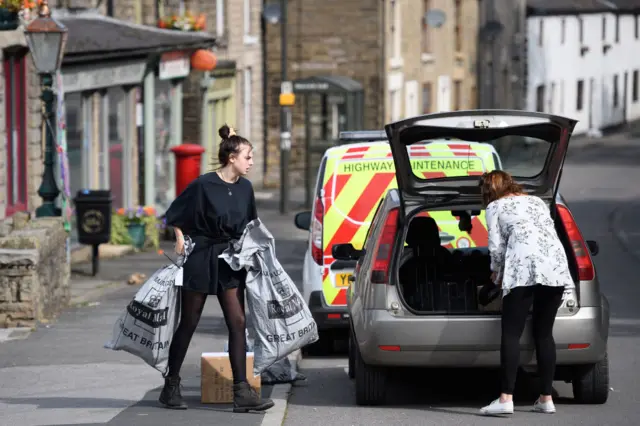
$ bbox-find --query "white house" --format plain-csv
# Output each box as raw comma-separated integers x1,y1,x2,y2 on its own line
526,1,640,135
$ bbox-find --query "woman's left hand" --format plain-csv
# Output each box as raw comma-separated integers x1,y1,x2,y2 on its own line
491,272,501,286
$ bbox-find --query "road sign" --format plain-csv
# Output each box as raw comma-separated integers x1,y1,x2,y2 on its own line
281,81,293,94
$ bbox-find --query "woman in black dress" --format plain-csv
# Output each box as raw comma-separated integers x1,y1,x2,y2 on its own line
159,124,274,413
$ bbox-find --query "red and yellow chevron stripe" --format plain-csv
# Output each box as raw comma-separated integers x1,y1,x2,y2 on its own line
319,142,496,306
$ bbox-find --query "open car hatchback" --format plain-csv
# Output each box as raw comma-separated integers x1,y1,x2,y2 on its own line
344,110,610,408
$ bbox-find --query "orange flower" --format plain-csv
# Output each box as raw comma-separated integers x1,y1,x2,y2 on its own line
195,14,206,30
143,206,156,216
116,207,125,215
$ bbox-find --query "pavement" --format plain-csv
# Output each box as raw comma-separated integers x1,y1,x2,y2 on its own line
0,204,309,426
3,129,640,425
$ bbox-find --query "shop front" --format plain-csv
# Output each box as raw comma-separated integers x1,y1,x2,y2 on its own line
57,11,216,245
142,50,191,215
62,59,144,212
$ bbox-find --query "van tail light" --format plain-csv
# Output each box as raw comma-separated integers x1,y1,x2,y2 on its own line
371,208,399,284
557,204,595,281
311,197,324,265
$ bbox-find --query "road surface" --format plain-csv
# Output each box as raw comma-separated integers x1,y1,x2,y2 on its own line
283,134,640,426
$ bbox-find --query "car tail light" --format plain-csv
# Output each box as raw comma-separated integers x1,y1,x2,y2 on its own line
311,197,324,265
557,204,595,281
371,208,399,284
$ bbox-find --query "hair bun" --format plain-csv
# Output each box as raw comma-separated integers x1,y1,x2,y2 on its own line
218,124,231,139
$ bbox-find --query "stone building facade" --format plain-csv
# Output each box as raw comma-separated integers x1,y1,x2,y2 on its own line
114,0,265,184
263,0,480,188
0,31,70,328
263,0,384,187
390,0,479,119
476,0,527,110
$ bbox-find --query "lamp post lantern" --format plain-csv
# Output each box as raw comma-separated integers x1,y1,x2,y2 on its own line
24,0,68,217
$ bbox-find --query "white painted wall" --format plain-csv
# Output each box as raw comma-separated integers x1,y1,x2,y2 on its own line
527,13,640,135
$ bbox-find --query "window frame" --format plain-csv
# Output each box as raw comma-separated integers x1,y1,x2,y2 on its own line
422,82,432,114
216,0,226,38
243,67,252,139
4,51,29,217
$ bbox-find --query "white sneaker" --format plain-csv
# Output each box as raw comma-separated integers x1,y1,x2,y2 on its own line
533,398,556,413
480,398,514,415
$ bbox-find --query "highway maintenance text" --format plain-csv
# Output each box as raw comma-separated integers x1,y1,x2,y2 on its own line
339,158,484,174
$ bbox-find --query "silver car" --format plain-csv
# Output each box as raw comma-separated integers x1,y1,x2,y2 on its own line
333,110,610,406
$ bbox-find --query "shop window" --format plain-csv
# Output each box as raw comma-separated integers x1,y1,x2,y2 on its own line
65,92,84,203
155,79,173,213
4,52,28,217
108,87,126,209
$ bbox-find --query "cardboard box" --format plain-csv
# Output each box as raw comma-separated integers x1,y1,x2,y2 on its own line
201,352,261,404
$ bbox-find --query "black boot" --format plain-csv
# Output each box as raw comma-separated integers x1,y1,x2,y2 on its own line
233,381,275,413
159,376,187,409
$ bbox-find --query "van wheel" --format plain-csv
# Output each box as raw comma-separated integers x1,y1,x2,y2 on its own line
348,329,356,379
354,339,387,405
572,352,610,404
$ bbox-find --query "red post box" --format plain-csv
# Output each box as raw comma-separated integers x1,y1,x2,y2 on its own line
170,143,206,197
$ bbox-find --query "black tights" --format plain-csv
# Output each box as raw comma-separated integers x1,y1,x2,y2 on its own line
167,285,247,384
501,285,564,396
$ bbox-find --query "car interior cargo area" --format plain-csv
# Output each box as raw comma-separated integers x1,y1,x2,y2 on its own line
397,210,502,314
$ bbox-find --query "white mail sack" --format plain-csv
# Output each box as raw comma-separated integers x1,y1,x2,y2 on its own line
104,237,194,375
221,219,319,375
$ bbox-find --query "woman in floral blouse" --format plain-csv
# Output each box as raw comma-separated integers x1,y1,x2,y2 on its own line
478,171,575,416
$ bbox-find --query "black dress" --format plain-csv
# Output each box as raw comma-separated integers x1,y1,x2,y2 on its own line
164,172,258,295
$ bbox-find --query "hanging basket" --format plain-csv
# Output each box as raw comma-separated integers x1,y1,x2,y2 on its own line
191,49,217,71
0,7,19,31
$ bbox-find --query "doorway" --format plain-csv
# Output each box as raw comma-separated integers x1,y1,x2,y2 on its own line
588,78,595,130
292,76,365,208
623,71,629,122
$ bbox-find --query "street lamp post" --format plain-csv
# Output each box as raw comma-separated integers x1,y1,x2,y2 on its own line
263,1,291,215
24,0,68,217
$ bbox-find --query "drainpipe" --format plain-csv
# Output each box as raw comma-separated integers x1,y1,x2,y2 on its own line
106,0,113,16
262,11,268,178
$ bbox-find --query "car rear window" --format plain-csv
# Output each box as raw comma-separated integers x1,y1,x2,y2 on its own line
406,209,488,250
406,136,550,181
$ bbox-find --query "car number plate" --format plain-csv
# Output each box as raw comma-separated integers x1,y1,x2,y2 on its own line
335,273,352,288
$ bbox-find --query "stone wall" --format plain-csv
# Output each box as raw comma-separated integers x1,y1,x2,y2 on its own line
27,54,44,212
0,213,70,328
263,0,384,187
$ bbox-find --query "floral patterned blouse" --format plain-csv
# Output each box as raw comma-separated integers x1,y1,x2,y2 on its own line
486,195,575,297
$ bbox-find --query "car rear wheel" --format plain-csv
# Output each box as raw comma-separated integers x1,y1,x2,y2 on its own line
348,328,355,379
354,337,387,405
572,352,610,404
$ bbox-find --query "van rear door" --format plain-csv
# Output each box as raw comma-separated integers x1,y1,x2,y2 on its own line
320,143,395,306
